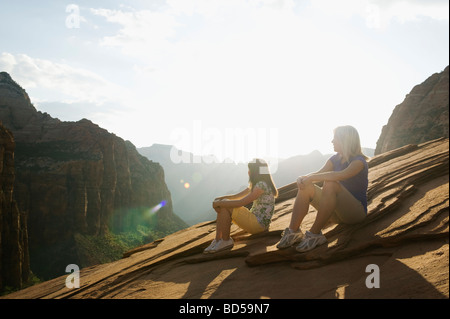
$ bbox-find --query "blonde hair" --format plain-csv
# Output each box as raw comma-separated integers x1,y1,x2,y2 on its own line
333,125,368,163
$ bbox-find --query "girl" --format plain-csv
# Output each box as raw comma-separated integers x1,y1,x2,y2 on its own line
204,158,278,254
277,125,369,252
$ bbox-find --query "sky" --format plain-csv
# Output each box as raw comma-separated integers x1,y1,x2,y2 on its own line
0,0,449,163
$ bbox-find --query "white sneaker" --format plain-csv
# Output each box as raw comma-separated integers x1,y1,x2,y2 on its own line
295,231,327,252
203,239,218,254
210,238,234,253
276,228,304,249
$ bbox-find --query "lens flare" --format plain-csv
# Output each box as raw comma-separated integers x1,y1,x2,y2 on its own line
150,200,167,213
184,182,190,189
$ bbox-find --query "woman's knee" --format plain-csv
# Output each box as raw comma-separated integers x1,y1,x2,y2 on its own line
322,181,341,194
296,181,315,197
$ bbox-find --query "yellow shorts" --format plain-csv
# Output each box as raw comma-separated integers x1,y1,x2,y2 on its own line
231,206,266,234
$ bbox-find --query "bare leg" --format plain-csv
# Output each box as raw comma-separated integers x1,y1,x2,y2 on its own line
310,181,341,234
289,182,315,231
215,207,232,241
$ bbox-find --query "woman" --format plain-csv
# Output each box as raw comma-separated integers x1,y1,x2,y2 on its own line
204,158,278,254
277,125,368,252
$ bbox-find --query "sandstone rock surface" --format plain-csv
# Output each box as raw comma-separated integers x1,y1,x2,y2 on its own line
4,138,448,299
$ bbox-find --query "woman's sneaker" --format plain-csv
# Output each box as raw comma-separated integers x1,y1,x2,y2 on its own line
295,231,327,252
210,238,234,253
203,239,218,254
276,228,304,249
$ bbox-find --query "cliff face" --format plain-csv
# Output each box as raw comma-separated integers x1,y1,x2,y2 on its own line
0,72,187,280
375,66,449,155
0,123,29,291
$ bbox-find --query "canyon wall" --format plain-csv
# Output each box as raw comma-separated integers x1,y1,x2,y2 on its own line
375,66,449,155
0,123,29,291
0,72,186,280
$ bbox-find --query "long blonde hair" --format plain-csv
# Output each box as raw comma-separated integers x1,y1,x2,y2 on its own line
333,125,368,163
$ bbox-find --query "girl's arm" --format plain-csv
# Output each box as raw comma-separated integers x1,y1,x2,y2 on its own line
213,187,263,209
215,187,250,201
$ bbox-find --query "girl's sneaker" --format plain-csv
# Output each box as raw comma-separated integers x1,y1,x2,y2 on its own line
210,238,234,253
276,228,304,249
203,239,218,254
295,231,327,252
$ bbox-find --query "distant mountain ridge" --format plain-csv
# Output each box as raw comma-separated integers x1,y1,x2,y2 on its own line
138,144,356,225
138,144,249,225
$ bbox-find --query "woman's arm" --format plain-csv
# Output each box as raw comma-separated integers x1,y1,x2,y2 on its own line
213,187,263,209
313,159,334,175
296,159,333,185
300,159,364,186
215,187,251,201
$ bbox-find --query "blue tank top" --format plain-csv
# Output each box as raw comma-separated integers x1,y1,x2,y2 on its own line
330,154,368,213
